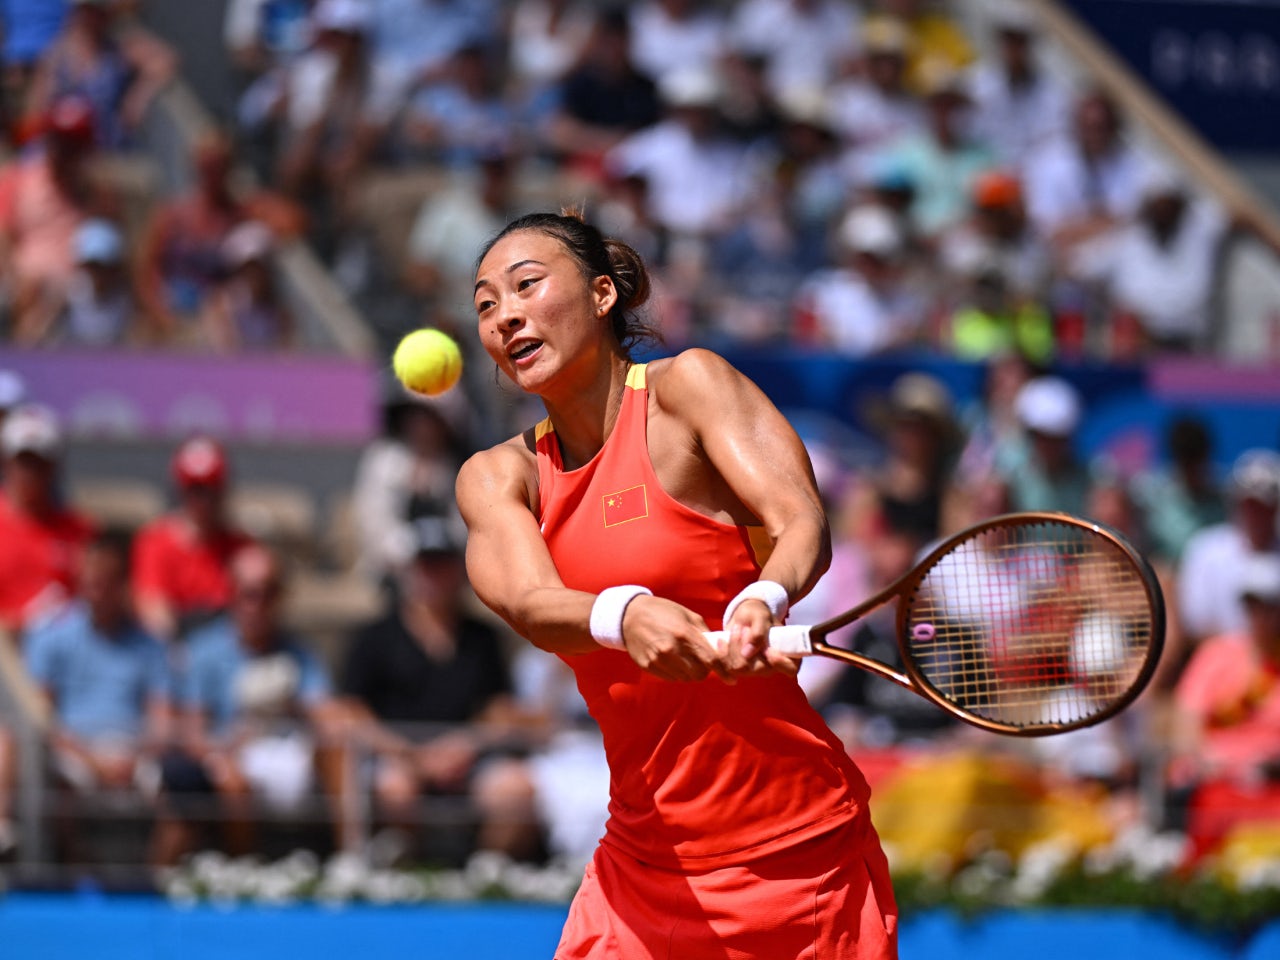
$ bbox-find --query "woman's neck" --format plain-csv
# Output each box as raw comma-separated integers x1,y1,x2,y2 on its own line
542,353,631,470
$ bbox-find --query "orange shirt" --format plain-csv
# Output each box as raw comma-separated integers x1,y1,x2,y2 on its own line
536,364,866,869
0,491,94,632
132,513,253,616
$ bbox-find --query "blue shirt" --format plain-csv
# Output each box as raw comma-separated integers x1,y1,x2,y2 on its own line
24,604,169,741
179,617,330,737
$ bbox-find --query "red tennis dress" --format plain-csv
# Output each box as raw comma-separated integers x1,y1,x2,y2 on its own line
536,364,897,959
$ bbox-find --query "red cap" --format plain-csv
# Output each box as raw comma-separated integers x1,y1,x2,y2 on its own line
172,436,228,488
45,95,96,145
973,170,1022,209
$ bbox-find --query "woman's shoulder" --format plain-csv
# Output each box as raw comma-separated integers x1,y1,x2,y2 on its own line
457,431,540,505
646,348,739,402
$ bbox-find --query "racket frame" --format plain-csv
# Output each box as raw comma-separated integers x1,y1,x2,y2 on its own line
801,511,1166,736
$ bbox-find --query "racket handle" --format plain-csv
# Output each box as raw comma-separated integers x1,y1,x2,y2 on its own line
703,625,814,656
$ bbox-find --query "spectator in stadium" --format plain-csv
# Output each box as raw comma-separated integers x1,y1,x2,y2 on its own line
725,0,862,105
603,65,752,246
942,251,1053,366
968,3,1070,170
877,57,995,238
1022,87,1148,253
866,0,974,95
792,202,929,355
24,531,171,857
132,436,254,643
505,0,596,125
240,0,381,240
338,513,536,863
12,216,141,347
135,131,303,343
351,394,466,587
953,349,1038,489
401,147,520,323
201,219,294,353
23,0,176,151
1069,160,1229,358
939,170,1052,311
842,371,963,548
1132,413,1226,567
152,544,346,865
0,403,94,635
0,94,119,338
223,0,313,79
1177,448,1280,649
541,6,661,180
627,0,727,90
826,16,923,184
997,374,1091,516
1171,552,1280,788
364,0,494,121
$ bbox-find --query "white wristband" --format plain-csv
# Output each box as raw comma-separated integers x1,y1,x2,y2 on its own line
590,585,653,650
722,580,789,629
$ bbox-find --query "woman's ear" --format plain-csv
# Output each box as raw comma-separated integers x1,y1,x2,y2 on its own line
592,275,618,318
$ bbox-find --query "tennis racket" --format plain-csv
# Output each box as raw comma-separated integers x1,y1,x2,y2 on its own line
707,512,1165,736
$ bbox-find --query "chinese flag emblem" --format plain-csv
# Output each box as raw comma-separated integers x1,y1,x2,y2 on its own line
602,484,648,527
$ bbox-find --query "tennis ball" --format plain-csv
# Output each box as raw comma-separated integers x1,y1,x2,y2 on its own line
393,328,463,396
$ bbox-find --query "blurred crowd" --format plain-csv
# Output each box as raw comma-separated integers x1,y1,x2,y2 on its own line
0,0,1278,885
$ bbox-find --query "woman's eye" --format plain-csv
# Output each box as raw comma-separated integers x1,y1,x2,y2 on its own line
517,276,539,291
476,299,494,314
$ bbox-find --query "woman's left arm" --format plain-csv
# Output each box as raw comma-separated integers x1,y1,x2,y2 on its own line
657,349,832,671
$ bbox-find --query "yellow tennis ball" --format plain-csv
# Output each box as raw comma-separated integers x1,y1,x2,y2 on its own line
393,329,463,396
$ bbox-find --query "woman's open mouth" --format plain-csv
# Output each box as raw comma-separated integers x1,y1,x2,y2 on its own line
509,340,543,365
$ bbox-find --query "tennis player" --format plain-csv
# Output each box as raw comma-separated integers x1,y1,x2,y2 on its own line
457,211,897,958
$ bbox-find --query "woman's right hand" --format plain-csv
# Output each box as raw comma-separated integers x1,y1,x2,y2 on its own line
621,595,730,683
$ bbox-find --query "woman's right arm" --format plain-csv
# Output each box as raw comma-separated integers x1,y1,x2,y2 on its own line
456,443,725,681
456,442,600,657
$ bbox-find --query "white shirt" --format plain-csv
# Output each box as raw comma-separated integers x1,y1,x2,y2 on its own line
727,0,862,100
797,267,926,356
1074,199,1227,342
605,121,751,235
1022,136,1147,235
968,64,1070,168
1177,522,1280,641
628,2,726,85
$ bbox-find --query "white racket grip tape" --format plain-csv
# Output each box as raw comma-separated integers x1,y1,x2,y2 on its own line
702,625,815,656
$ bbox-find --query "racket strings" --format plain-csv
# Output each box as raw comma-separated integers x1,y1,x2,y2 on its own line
905,522,1154,729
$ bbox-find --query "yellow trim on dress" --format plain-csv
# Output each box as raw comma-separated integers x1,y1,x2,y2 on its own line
626,363,648,389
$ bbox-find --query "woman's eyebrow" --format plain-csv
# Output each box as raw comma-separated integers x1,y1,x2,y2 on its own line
475,259,546,294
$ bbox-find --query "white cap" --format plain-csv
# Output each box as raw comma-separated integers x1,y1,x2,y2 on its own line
222,220,276,268
988,0,1039,35
1239,552,1280,604
1136,157,1186,200
74,218,124,264
838,204,904,257
0,370,26,411
659,67,721,108
1014,376,1082,437
1227,448,1280,506
312,0,371,35
1,403,63,459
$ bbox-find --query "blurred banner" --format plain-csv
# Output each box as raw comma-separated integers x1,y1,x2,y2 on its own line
1063,0,1280,151
0,350,379,444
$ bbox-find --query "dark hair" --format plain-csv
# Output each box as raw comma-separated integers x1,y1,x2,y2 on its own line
476,210,663,360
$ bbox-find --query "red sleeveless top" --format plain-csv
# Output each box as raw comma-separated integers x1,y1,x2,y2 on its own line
535,364,867,868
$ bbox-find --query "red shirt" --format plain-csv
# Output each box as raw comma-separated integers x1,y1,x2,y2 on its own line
0,492,94,631
132,513,253,616
1175,632,1280,780
536,364,866,869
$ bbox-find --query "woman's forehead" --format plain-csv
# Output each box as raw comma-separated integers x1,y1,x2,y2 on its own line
477,229,566,273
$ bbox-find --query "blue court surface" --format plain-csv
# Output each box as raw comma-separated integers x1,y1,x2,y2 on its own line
1,894,1276,959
